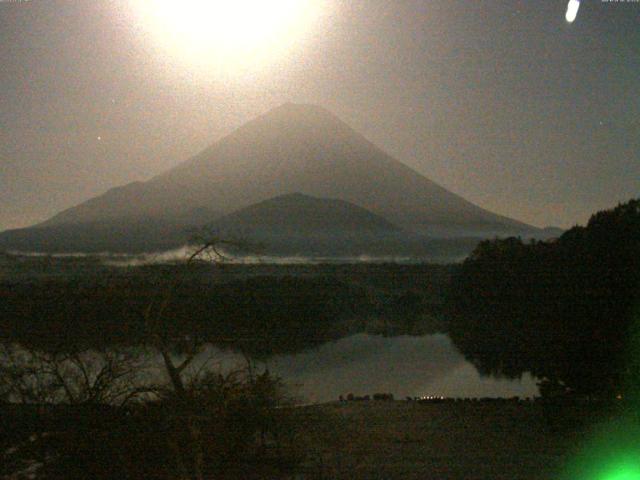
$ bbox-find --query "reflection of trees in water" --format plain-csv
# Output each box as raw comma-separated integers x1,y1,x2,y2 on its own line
446,199,640,398
1,265,450,358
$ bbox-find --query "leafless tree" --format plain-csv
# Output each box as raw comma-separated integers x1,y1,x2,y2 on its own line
0,343,154,406
138,236,299,480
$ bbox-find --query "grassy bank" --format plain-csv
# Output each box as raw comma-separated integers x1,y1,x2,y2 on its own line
292,400,591,479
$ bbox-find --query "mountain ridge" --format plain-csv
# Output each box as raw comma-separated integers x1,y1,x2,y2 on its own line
211,192,400,236
4,103,539,253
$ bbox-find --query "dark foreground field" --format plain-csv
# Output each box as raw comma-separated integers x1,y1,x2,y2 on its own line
292,400,591,480
1,397,625,479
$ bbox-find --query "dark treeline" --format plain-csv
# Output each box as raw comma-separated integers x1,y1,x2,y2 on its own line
446,199,640,397
1,263,449,357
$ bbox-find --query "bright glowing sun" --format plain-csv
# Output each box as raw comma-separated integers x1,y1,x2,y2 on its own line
131,0,323,74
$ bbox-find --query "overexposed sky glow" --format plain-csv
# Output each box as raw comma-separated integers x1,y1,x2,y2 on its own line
1,1,638,231
131,0,327,75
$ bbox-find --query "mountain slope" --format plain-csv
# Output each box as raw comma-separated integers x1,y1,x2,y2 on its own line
212,193,400,236
0,103,539,253
39,103,534,234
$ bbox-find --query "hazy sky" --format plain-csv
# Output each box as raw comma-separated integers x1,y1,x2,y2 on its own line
1,0,638,230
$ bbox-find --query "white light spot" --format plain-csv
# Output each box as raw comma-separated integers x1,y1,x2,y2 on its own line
130,0,328,76
97,136,102,141
565,0,580,23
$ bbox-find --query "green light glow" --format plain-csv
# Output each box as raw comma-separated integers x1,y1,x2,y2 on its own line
600,461,640,480
562,305,640,480
560,415,640,480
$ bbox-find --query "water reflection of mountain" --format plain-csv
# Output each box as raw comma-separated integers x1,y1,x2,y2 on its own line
189,334,539,404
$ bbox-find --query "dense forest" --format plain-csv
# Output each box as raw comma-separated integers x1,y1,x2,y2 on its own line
446,199,640,397
0,262,449,357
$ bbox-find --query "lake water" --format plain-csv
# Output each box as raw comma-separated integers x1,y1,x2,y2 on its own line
194,333,539,404
3,333,538,405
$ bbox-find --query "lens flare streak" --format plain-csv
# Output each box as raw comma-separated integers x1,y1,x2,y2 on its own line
566,0,580,23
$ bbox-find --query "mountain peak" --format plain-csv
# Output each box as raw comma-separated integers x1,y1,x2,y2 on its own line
191,102,368,167
252,102,349,131
269,102,332,116
7,103,537,248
